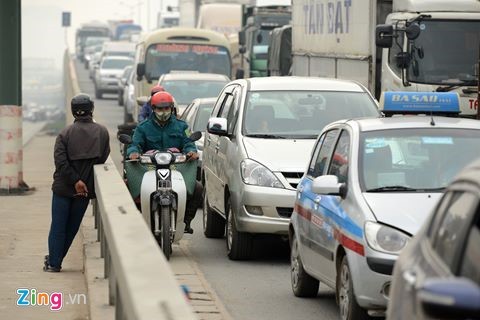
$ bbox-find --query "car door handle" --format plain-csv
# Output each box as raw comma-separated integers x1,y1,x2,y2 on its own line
403,270,417,289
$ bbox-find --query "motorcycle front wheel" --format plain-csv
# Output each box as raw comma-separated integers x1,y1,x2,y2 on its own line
160,206,172,260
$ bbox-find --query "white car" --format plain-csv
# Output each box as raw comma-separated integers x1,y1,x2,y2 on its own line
180,97,217,180
123,67,136,123
158,72,230,116
289,92,480,319
94,56,134,99
202,77,380,260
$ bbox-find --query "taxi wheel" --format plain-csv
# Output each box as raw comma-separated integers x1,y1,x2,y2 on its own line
225,196,253,260
337,256,370,320
290,236,319,297
203,188,224,238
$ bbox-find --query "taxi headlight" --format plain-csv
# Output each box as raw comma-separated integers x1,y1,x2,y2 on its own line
240,159,283,188
154,152,172,165
365,221,410,255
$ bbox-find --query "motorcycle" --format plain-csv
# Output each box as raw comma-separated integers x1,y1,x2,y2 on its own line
118,132,202,260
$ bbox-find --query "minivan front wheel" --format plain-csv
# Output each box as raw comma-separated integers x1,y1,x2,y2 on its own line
225,196,252,260
337,256,370,320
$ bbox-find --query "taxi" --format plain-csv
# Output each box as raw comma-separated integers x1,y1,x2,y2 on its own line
289,92,480,319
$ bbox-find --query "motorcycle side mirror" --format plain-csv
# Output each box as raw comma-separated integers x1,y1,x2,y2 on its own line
118,134,132,145
189,131,202,142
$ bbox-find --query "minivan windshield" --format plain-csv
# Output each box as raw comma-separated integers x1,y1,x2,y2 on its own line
242,91,379,138
360,128,480,192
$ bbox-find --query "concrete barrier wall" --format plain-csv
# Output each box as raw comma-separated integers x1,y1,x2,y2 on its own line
64,50,197,320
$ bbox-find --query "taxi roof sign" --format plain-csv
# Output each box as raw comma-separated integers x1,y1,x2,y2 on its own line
380,92,460,116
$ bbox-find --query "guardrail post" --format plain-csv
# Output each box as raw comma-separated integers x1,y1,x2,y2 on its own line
99,216,105,258
93,199,98,228
104,240,117,305
115,283,125,320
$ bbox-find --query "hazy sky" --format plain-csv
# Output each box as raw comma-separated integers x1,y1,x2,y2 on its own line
22,0,175,68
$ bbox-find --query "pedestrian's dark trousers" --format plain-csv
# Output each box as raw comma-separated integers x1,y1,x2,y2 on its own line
47,193,90,268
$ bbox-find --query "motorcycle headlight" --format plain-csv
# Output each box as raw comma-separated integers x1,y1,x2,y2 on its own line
154,152,172,165
240,159,283,188
365,221,410,255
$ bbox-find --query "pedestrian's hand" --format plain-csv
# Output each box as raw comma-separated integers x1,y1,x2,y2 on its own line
186,151,199,161
129,152,140,160
75,180,88,197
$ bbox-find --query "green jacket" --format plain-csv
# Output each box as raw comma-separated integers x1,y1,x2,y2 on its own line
127,114,197,156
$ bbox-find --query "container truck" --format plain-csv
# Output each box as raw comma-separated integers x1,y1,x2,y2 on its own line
292,0,480,116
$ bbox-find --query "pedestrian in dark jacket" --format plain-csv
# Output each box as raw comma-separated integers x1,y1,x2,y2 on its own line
44,93,110,272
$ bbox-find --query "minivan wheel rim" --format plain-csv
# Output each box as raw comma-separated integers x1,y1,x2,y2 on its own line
291,239,300,288
227,208,233,250
339,263,350,320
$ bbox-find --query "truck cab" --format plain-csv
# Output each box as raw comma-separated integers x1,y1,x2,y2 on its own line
237,1,291,79
378,0,480,117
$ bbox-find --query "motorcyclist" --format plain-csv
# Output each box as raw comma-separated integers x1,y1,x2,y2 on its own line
127,91,200,233
138,84,165,122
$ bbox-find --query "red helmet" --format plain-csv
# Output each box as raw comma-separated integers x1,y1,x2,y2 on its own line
151,91,174,109
150,84,165,96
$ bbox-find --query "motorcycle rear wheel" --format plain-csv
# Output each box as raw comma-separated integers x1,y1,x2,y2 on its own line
160,206,172,260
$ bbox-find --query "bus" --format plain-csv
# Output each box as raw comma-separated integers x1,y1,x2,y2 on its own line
133,27,232,121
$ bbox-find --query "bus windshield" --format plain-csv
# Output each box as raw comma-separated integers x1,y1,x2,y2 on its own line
145,43,231,80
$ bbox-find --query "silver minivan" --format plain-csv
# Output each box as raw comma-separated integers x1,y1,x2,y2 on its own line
202,77,379,260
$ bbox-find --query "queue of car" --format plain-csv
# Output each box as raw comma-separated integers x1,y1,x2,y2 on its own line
201,87,480,319
79,25,480,320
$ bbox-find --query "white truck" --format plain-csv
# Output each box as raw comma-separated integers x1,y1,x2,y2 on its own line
292,0,480,116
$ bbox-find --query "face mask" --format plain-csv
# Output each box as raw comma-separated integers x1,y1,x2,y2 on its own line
154,109,171,122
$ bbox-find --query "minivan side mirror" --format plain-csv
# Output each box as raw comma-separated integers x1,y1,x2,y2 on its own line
312,175,346,198
418,278,480,319
136,63,146,78
207,117,228,136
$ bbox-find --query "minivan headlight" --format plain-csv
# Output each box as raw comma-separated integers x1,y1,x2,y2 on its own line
365,221,410,255
240,159,283,188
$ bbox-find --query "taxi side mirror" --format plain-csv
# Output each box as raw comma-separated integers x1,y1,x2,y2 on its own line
312,175,346,198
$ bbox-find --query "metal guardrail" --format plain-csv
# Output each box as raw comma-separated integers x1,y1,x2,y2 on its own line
93,160,197,320
64,50,196,320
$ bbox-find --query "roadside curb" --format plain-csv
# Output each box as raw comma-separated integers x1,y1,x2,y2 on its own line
178,241,234,320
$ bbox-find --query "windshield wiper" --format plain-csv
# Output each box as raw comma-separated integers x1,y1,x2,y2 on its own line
366,186,417,192
245,134,286,139
436,79,478,92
